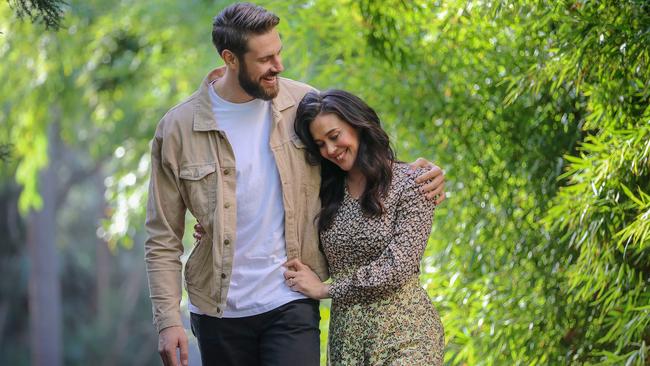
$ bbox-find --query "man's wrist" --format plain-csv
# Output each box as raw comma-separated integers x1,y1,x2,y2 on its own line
159,324,184,334
155,311,184,333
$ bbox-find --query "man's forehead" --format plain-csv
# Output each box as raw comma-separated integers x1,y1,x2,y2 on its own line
245,29,282,56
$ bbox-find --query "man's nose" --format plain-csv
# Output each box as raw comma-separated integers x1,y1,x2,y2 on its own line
271,56,284,73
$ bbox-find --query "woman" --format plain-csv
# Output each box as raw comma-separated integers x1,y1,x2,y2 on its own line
284,89,444,365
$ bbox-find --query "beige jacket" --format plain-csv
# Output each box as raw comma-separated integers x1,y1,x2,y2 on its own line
144,67,327,332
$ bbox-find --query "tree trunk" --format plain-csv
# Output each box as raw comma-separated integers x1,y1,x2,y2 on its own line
94,172,111,325
26,117,62,366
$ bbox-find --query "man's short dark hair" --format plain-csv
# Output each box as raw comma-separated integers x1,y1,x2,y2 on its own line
212,2,280,59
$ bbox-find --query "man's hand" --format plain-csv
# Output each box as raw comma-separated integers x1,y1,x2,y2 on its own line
409,157,446,204
158,326,189,366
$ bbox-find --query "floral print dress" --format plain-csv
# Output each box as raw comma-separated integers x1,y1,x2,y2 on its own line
322,163,444,366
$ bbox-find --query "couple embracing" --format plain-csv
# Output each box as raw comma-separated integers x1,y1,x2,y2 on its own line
145,3,445,365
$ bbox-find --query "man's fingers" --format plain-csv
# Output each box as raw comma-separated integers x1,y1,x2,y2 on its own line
409,157,430,170
179,337,189,366
436,191,447,205
158,341,168,365
419,174,444,193
426,189,446,203
166,350,176,366
414,165,443,184
160,347,176,366
158,326,186,366
421,178,444,199
425,188,443,201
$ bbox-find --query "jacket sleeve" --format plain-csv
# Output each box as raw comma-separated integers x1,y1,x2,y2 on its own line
328,169,436,301
144,130,187,333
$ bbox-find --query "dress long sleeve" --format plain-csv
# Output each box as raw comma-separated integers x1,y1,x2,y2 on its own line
328,167,436,302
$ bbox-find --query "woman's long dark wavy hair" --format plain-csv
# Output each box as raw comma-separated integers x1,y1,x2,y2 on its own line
294,89,395,232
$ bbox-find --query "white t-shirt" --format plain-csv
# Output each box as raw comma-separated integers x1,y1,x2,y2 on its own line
189,83,306,317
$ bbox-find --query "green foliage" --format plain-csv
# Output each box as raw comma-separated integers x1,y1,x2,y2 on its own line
1,0,226,364
2,0,648,364
0,143,10,161
342,0,649,364
283,1,576,363
522,1,650,363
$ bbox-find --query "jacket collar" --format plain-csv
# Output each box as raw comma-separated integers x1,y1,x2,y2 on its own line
193,66,296,132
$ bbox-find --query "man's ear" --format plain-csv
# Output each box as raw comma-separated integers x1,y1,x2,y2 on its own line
221,50,238,69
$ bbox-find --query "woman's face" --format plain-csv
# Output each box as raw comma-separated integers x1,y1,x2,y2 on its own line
309,113,360,172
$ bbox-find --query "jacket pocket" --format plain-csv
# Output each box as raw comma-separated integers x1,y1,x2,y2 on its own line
185,235,212,288
179,163,217,217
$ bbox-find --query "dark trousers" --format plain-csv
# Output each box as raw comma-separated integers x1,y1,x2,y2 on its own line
190,299,320,366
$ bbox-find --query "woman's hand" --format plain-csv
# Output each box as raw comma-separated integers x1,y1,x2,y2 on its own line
284,258,330,300
192,221,205,241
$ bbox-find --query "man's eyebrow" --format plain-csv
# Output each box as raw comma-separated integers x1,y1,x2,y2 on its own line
258,45,283,60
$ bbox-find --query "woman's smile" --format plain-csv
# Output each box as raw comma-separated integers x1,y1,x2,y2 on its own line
309,113,359,172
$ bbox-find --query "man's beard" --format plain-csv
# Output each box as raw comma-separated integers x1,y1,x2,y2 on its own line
238,61,279,101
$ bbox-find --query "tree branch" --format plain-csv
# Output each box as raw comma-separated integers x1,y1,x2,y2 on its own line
55,161,105,211
7,0,67,30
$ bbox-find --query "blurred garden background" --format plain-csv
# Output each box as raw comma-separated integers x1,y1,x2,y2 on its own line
1,0,649,365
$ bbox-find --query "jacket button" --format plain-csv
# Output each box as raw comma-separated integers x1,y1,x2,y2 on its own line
224,202,231,209
221,273,227,279
216,307,221,313
224,239,230,245
223,169,231,175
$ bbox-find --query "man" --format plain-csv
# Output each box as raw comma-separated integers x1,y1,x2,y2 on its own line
144,3,446,366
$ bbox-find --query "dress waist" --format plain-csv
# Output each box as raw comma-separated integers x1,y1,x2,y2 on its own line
332,276,429,308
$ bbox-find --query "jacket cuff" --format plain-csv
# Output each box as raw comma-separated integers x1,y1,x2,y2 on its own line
155,311,183,333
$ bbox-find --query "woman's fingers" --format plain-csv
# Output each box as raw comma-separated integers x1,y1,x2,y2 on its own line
193,222,205,233
284,258,313,272
284,269,298,279
284,258,301,268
